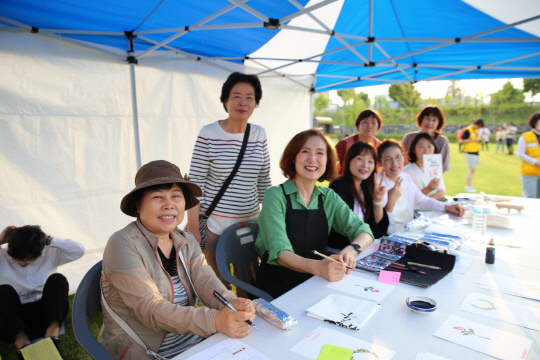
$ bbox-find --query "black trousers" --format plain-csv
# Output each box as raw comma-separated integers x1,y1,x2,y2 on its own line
0,273,69,343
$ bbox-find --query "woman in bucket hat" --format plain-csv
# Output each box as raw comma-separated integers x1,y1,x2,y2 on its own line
99,160,255,360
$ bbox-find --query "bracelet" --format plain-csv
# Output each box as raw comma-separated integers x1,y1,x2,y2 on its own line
373,201,383,206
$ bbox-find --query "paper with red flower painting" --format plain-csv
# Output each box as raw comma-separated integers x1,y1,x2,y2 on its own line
433,315,532,360
325,272,396,303
423,154,443,181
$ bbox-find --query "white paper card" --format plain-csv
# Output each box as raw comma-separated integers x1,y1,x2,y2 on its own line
459,292,540,331
181,339,273,360
326,274,395,303
306,293,380,331
291,326,395,360
433,315,532,360
415,352,451,360
423,154,443,180
477,272,540,301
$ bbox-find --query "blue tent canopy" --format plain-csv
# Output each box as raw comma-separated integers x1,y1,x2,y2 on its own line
1,0,539,91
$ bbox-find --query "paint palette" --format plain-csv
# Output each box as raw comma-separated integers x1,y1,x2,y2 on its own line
406,296,437,313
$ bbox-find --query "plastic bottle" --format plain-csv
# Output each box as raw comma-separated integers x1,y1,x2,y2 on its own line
485,236,496,264
472,202,487,234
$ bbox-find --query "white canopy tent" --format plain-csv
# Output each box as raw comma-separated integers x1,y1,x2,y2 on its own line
0,30,311,291
1,0,539,290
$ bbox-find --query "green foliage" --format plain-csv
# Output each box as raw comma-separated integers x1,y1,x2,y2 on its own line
523,78,540,103
337,89,356,105
388,83,422,108
313,93,330,114
490,81,525,105
334,91,371,128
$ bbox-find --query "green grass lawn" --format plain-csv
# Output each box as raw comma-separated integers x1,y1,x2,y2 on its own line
443,142,522,197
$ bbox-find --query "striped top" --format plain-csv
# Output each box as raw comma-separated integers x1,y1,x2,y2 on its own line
157,248,203,358
189,121,271,235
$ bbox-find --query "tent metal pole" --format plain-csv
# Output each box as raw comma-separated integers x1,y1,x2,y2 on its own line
368,0,373,62
373,42,414,82
129,63,142,169
248,59,311,90
228,0,269,22
281,0,337,23
136,1,247,59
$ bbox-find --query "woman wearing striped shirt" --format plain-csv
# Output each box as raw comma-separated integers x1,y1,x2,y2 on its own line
187,72,271,282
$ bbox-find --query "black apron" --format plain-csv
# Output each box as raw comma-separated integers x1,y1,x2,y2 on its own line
257,184,329,298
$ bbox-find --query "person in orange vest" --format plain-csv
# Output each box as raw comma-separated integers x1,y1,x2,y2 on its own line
517,112,540,198
459,119,485,193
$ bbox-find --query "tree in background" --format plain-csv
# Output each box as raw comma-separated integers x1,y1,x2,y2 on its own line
388,83,421,108
445,80,464,106
313,93,330,115
335,90,370,128
523,78,540,104
490,81,525,105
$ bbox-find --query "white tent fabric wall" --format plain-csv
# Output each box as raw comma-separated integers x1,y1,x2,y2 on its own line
0,30,311,293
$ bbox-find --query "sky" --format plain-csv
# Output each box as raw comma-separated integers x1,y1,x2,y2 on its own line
328,78,538,106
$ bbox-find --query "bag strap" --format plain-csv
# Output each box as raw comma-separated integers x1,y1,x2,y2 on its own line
100,280,170,360
204,123,251,217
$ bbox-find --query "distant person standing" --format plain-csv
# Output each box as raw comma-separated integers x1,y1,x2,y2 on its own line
495,126,506,154
401,105,450,172
457,125,466,153
480,126,491,153
459,119,485,193
517,112,540,198
506,122,518,155
335,108,383,173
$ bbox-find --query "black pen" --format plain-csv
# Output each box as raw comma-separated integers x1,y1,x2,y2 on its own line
213,290,257,329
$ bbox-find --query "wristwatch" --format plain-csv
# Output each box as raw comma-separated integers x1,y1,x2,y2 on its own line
348,243,362,254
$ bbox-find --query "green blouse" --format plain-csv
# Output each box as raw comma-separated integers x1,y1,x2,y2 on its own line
255,179,373,266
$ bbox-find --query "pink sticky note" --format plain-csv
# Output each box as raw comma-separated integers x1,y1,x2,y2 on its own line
378,270,401,285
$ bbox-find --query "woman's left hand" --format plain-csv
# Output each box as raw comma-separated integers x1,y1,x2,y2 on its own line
229,298,256,317
444,203,465,216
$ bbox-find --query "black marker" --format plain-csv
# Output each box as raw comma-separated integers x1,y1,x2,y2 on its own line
213,290,257,329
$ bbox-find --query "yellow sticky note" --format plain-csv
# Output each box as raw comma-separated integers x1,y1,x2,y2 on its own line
20,337,62,360
317,344,353,360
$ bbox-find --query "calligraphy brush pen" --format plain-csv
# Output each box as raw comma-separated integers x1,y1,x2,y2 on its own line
388,264,426,275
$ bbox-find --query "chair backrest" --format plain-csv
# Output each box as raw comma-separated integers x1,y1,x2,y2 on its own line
72,260,116,360
216,222,273,302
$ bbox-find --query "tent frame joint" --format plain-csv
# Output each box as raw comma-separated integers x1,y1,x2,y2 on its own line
126,56,138,64
263,18,280,30
367,36,375,43
31,26,38,33
455,37,461,43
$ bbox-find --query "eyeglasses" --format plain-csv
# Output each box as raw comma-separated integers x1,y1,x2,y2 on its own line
382,155,403,164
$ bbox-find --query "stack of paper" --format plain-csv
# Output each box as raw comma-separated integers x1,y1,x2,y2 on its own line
306,293,380,331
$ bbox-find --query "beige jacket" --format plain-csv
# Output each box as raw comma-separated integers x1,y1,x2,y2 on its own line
98,220,235,360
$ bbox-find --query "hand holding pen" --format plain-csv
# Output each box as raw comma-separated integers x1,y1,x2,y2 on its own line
214,291,257,337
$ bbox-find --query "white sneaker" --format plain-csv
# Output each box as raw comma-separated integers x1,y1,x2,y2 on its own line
464,186,477,193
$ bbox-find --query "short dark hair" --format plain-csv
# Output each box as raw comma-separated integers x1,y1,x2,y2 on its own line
7,225,46,260
528,112,540,129
355,108,383,129
132,183,188,216
280,128,337,182
340,141,377,219
416,105,446,131
473,118,485,127
408,133,438,163
220,72,263,112
377,139,404,163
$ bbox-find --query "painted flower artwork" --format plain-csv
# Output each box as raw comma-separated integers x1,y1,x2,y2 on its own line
453,326,491,340
363,286,380,293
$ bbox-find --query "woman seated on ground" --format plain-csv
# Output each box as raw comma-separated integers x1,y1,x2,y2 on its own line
329,141,389,249
403,133,446,200
335,108,383,173
99,160,255,360
377,140,464,234
255,129,374,299
0,225,84,356
401,105,451,172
